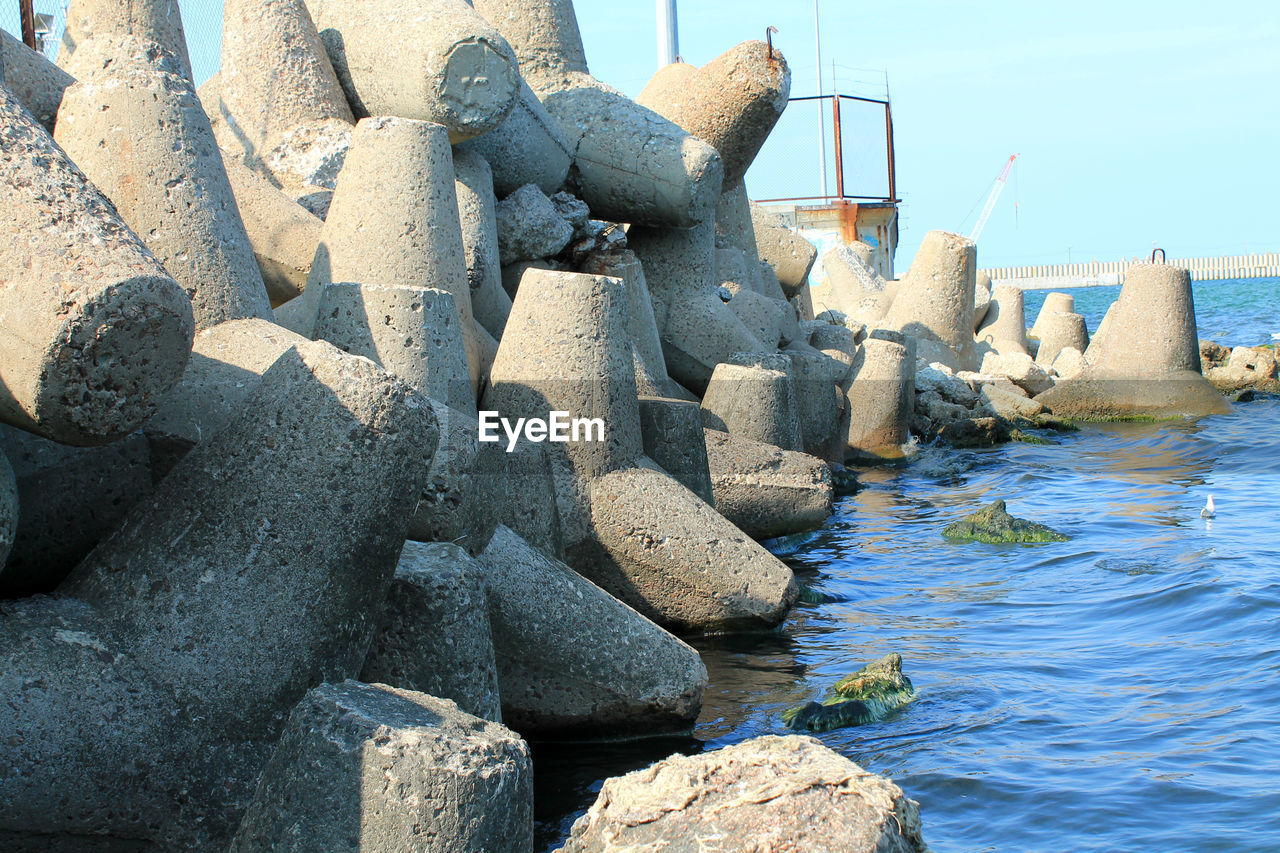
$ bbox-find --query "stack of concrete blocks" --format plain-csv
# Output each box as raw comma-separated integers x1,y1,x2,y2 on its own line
1038,263,1230,417
1029,292,1090,371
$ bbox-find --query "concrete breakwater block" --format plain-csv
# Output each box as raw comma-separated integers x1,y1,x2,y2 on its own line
228,681,532,853
56,36,273,330
0,29,74,132
0,85,194,447
62,342,439,748
638,396,715,505
0,426,152,596
0,597,180,843
496,183,574,264
59,0,193,79
1030,291,1075,338
816,241,892,325
882,229,978,371
409,399,502,555
455,79,573,197
281,115,485,390
222,158,324,307
361,541,503,722
0,450,14,568
637,39,791,186
751,203,819,293
454,148,513,338
308,0,520,143
976,283,1030,356
475,0,723,227
1037,263,1230,418
703,429,833,540
842,337,914,459
701,357,804,452
477,524,708,735
1034,310,1090,367
557,735,926,853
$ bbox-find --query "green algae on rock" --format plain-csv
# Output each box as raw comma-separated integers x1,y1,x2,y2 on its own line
783,653,915,732
943,499,1069,544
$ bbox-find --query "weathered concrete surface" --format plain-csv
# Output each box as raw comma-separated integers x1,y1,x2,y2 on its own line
496,183,574,264
814,242,891,325
313,283,475,415
637,41,790,185
55,37,273,330
1034,310,1089,368
408,400,502,555
222,158,323,306
843,337,913,460
882,230,977,371
703,429,832,539
1037,264,1230,418
228,681,532,853
628,221,766,393
579,249,679,398
455,79,572,197
0,449,14,568
975,283,1030,355
361,541,502,722
453,148,513,337
701,360,803,452
62,343,438,752
714,181,766,290
0,596,179,844
1205,345,1280,394
309,0,519,142
0,29,74,131
723,277,784,349
557,735,927,853
0,84,194,447
638,396,714,505
0,426,151,596
477,525,708,735
59,0,192,79
1030,291,1075,339
469,0,587,89
584,464,798,633
751,203,818,292
788,348,848,462
286,116,484,383
980,351,1054,397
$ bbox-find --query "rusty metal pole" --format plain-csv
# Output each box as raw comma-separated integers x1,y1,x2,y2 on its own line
19,0,38,50
884,102,898,202
832,95,844,200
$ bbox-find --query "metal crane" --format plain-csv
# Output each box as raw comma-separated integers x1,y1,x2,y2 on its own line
969,154,1019,243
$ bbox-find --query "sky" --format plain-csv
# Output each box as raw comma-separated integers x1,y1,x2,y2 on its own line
4,0,1278,271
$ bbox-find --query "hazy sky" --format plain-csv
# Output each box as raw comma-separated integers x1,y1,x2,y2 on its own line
5,1,1277,270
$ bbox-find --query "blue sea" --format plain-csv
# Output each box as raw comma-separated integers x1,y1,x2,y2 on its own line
536,277,1280,852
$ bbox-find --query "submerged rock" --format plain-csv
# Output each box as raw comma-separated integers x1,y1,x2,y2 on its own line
783,653,915,733
942,499,1069,544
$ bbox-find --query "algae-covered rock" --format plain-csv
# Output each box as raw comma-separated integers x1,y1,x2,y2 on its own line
783,653,915,732
943,499,1068,544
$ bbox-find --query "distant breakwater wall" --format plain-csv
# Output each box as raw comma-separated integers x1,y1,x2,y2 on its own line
983,252,1280,289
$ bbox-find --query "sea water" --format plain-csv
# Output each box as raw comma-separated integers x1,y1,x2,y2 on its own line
536,277,1279,852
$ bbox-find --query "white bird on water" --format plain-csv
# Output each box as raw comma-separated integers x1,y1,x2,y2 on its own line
1202,495,1216,518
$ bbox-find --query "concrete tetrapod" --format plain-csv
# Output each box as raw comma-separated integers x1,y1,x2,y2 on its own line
55,36,273,330
629,221,767,394
454,148,513,338
407,399,502,555
1030,291,1075,339
483,268,796,632
477,525,710,735
638,395,715,505
558,735,926,853
313,283,476,415
713,181,765,293
222,158,323,307
703,429,833,540
882,230,978,371
61,342,439,844
842,337,914,460
0,450,14,568
1034,311,1090,368
636,40,791,186
0,84,194,447
751,203,819,293
700,356,804,452
0,29,74,131
361,541,502,722
308,0,519,142
474,0,723,228
58,0,193,79
229,681,532,853
284,116,485,386
814,242,891,326
975,283,1030,356
1037,263,1230,418
455,79,573,197
0,426,152,596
